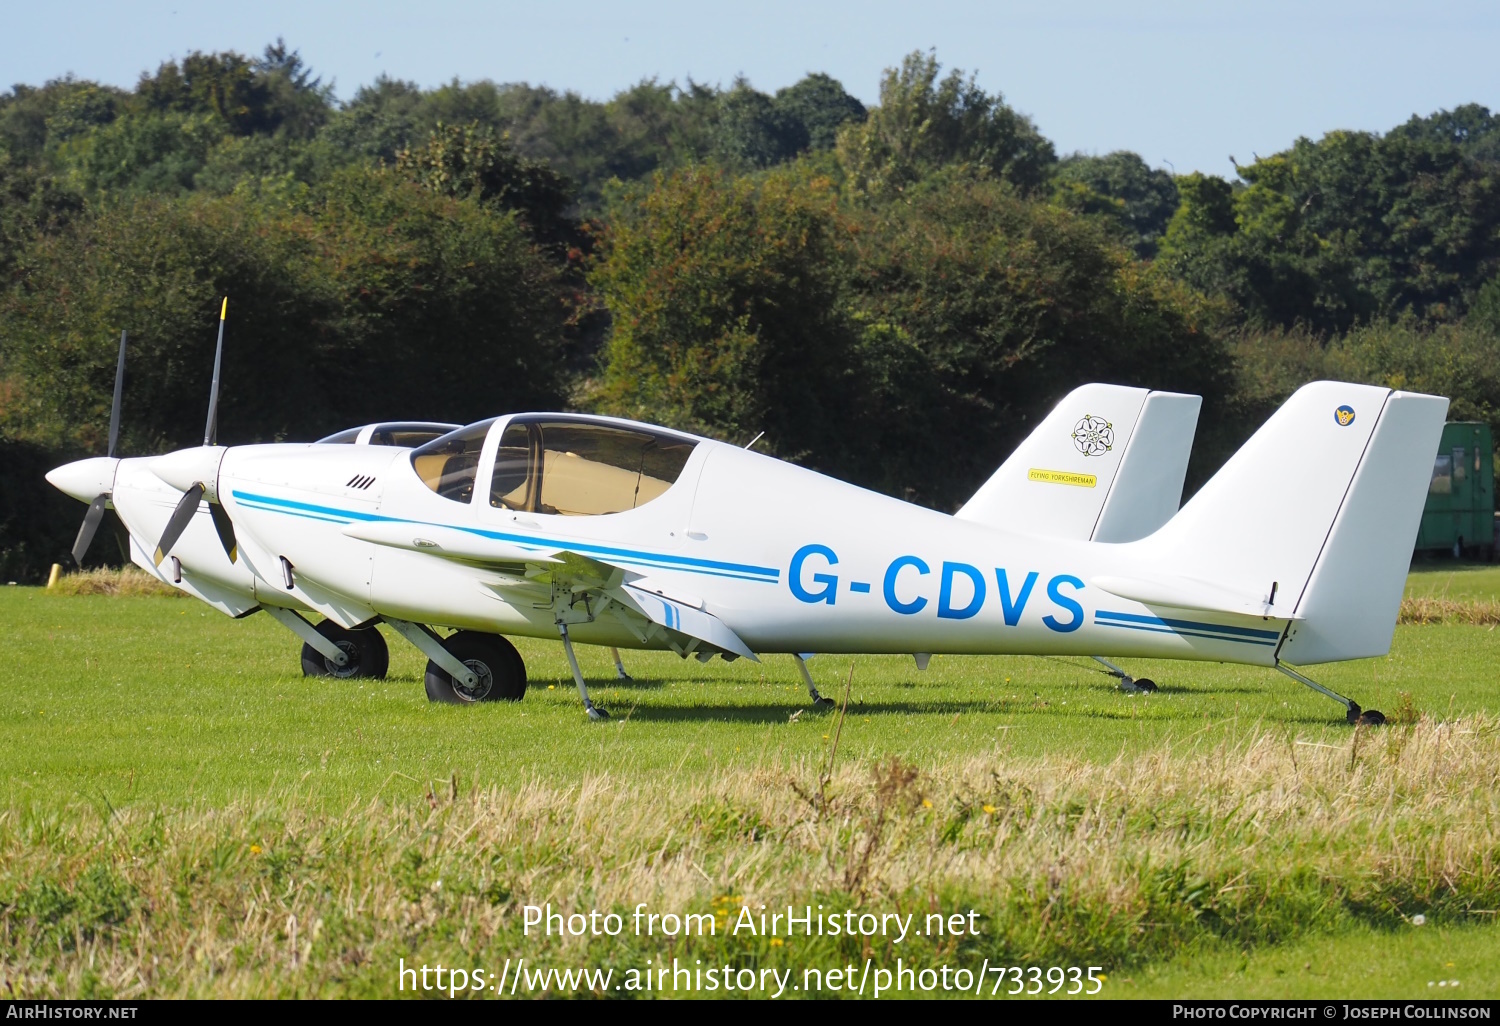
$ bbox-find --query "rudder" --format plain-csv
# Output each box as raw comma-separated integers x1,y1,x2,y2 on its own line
1279,391,1449,663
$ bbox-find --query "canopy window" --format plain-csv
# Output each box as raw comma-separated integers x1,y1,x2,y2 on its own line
409,419,496,503
490,419,696,516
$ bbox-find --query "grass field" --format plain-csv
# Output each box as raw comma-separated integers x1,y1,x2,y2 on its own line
1,563,1497,999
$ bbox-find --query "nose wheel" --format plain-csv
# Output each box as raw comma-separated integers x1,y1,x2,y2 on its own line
298,619,389,679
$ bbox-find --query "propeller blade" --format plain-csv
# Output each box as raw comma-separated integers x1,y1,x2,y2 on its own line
153,482,204,566
107,329,127,459
203,298,226,447
106,508,132,563
71,494,109,565
207,500,238,563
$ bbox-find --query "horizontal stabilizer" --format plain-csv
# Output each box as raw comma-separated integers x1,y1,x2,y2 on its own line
620,584,758,661
341,520,560,565
1091,574,1297,621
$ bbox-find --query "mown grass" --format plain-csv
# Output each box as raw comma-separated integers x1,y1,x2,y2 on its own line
2,580,1498,998
1405,560,1500,603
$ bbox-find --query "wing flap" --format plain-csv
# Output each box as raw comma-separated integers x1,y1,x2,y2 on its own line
619,583,758,661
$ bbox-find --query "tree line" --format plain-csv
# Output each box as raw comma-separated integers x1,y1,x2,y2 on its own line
2,44,1498,580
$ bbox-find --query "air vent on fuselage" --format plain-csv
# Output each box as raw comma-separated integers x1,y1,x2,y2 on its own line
345,474,377,490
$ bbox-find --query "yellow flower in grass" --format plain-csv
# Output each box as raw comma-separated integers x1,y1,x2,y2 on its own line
982,804,997,814
250,844,263,855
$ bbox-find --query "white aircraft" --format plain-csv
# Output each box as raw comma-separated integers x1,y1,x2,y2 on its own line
46,309,1445,726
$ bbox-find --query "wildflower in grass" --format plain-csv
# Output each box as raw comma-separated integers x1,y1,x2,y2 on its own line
250,844,262,855
982,804,997,814
770,937,784,947
922,798,933,808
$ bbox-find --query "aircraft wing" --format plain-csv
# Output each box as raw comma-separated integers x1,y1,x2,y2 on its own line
345,520,758,661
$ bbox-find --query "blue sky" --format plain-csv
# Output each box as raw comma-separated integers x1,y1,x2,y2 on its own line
4,0,1496,177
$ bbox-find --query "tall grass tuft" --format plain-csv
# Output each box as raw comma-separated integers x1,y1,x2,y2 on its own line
48,567,183,598
1399,596,1500,625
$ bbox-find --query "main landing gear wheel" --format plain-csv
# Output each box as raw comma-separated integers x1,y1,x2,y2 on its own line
424,631,527,704
300,620,390,679
1130,678,1158,693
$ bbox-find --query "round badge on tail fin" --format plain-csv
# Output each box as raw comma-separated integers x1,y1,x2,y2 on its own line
1334,405,1356,426
1071,415,1115,456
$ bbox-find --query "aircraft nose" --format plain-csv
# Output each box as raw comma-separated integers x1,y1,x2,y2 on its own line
150,446,227,500
45,457,120,503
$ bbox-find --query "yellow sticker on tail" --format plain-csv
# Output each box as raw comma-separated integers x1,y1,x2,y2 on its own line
1028,468,1098,488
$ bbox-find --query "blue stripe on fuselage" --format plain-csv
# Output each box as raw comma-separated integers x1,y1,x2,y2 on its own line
1094,608,1280,647
230,490,780,584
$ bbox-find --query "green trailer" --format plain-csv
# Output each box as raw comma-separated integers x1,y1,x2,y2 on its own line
1414,421,1495,560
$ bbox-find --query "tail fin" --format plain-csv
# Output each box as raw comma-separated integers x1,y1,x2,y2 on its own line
956,383,1201,542
1136,382,1447,662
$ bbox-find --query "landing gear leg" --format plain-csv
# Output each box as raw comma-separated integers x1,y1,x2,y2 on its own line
1094,655,1156,693
608,646,632,681
559,623,608,720
794,654,836,710
1276,663,1385,725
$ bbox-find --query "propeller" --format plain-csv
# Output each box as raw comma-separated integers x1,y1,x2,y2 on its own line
69,329,128,565
153,298,238,566
154,483,205,567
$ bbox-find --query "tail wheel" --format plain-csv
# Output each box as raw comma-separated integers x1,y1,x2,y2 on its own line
300,620,390,679
424,631,527,704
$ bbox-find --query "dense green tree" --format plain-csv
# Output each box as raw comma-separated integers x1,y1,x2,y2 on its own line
836,51,1055,201
1471,274,1500,336
843,172,1226,504
394,121,579,249
1158,131,1500,330
61,111,228,198
0,171,573,453
589,164,855,461
1052,151,1179,258
0,78,128,164
136,40,331,139
774,73,866,151
1229,319,1500,445
591,164,1225,507
713,80,806,168
319,76,431,163
711,75,868,170
1388,103,1500,163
